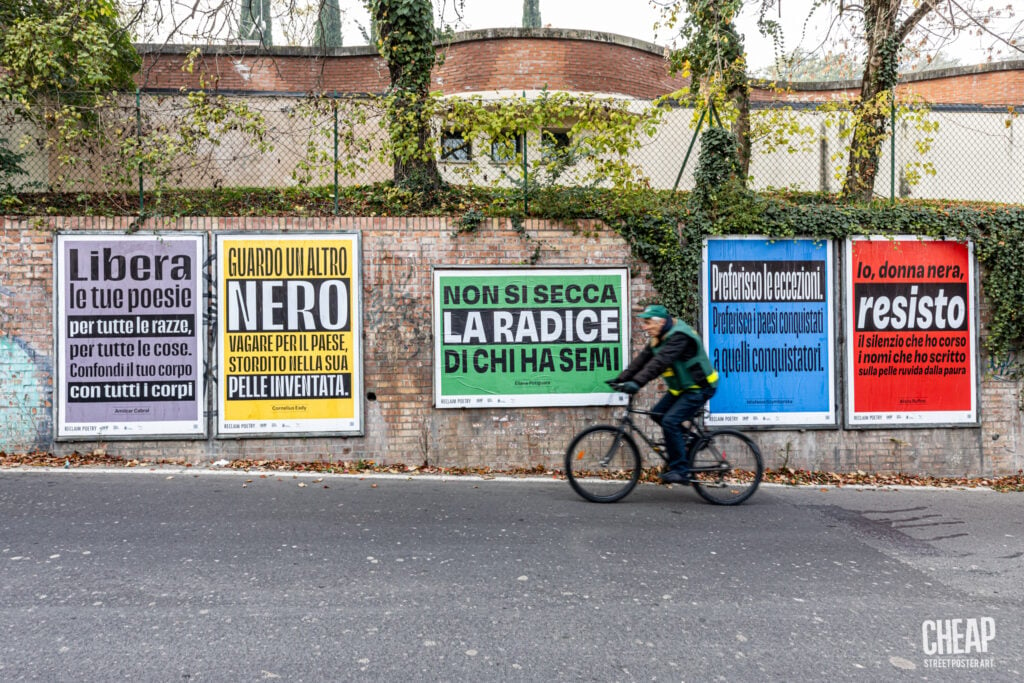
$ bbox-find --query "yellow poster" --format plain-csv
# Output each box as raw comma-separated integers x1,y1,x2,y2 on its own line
216,233,362,436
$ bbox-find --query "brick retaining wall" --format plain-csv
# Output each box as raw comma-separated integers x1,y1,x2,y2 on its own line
1,216,1021,476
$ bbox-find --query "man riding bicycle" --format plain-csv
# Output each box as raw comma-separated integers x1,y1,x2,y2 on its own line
610,304,718,484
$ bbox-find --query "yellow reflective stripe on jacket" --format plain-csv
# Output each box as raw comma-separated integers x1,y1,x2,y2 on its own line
669,369,719,395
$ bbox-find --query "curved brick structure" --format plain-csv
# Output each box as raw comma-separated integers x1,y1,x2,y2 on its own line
136,28,689,97
137,28,1024,106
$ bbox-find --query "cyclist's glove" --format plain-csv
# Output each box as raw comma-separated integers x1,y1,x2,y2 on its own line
618,381,640,395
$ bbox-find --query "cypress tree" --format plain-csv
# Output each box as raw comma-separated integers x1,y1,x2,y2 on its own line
314,0,343,48
522,0,541,29
239,0,272,47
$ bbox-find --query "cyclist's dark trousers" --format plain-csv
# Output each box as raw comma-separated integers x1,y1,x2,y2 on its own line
651,385,716,471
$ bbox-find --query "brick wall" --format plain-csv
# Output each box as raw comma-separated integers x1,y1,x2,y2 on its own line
0,222,54,450
135,29,690,97
136,29,1024,107
1,215,1021,476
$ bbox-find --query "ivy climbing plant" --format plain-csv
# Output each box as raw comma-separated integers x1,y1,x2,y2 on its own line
368,0,444,194
602,135,1024,364
0,0,140,195
657,0,751,177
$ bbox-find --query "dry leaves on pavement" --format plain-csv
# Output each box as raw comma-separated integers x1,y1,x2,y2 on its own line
2,451,1022,492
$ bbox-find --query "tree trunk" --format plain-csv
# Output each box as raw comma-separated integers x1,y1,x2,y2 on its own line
371,0,441,193
389,90,441,191
842,91,890,202
842,0,939,201
727,79,750,181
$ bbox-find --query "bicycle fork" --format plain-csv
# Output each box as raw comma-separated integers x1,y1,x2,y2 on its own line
599,431,627,468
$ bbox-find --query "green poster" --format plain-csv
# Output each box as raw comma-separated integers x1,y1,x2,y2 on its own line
433,268,630,408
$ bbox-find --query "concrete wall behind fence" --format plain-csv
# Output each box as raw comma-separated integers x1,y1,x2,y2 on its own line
1,215,1022,477
9,96,1024,205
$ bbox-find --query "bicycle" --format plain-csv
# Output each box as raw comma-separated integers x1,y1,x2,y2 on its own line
564,384,764,505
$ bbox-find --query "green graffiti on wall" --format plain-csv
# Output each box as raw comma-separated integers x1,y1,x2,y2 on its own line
0,335,48,451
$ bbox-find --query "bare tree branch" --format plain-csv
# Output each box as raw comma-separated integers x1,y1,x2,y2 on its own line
946,0,1024,55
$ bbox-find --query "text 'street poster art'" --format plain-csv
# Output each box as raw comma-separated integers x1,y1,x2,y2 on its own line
433,268,629,408
55,234,206,438
845,237,977,426
217,233,362,436
702,237,836,426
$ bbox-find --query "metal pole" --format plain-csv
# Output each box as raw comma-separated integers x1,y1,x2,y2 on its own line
890,93,896,204
522,91,528,215
672,108,707,192
136,89,143,216
333,91,339,215
709,101,723,128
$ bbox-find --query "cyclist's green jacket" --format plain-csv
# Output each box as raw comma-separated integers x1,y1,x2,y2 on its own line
617,319,718,394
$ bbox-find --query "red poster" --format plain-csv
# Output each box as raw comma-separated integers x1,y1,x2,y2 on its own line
846,237,976,425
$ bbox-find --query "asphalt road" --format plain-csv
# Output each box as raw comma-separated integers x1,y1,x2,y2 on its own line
1,469,1021,682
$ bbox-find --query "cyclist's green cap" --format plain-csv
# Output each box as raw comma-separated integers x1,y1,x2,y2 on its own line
637,304,670,319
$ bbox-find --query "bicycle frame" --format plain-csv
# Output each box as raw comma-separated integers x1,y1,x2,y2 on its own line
612,394,728,475
567,391,762,504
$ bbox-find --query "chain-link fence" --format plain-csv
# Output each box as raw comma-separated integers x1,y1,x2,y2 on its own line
742,102,1023,204
2,90,1021,210
0,91,392,202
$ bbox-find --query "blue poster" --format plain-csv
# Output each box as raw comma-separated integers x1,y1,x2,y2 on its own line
701,237,836,426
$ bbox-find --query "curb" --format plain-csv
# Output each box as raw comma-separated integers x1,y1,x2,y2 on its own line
0,466,1002,491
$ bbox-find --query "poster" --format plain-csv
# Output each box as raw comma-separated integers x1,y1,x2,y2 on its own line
216,233,362,436
845,237,977,426
702,237,836,426
433,267,629,408
55,234,205,438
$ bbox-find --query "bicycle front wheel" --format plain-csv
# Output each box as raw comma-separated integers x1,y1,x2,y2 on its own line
689,429,763,505
564,426,641,503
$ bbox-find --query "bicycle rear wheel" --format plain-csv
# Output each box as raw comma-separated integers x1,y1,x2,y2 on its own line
689,429,763,505
564,426,641,503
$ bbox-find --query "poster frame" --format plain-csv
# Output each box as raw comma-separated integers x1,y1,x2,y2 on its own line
432,264,631,409
53,231,208,441
842,235,980,429
214,231,364,439
701,235,839,429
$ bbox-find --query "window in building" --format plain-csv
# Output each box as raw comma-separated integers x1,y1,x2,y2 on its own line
441,131,471,162
541,129,572,159
490,133,524,163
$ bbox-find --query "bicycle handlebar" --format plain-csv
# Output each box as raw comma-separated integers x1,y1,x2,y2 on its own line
605,383,636,409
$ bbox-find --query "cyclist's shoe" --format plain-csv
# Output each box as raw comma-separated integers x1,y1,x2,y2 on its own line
659,469,692,484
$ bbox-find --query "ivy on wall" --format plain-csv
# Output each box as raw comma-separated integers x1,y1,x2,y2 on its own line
599,125,1024,363
7,115,1024,362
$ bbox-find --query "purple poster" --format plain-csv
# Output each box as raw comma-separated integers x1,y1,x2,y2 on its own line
55,234,206,438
